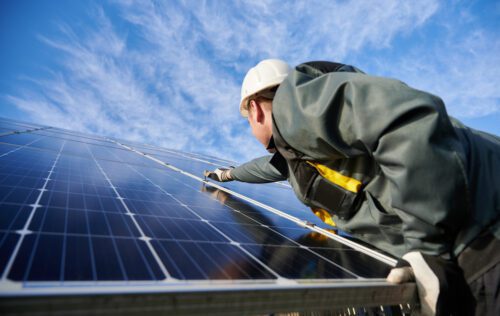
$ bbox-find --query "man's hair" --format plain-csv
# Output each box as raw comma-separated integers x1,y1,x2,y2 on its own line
246,86,278,113
256,85,278,100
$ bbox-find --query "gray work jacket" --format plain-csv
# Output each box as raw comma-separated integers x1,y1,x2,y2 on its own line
232,62,500,258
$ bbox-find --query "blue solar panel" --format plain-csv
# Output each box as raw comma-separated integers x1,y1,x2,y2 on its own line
0,118,399,294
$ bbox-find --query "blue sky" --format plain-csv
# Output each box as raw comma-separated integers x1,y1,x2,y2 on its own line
1,0,499,162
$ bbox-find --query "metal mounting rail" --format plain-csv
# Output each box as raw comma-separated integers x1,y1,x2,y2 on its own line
0,127,51,137
1,281,416,316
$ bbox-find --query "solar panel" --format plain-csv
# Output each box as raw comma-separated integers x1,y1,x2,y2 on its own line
0,117,415,315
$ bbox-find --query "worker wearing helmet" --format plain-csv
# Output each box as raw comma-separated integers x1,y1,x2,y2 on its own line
205,59,500,315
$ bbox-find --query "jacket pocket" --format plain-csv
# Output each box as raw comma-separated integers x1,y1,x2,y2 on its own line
365,192,401,227
306,173,362,220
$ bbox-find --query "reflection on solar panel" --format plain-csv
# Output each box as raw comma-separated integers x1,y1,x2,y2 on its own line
0,117,415,315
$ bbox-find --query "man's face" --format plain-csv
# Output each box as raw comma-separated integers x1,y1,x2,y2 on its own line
248,111,267,147
247,99,273,148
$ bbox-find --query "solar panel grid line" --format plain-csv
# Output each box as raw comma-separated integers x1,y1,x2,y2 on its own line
173,150,236,164
86,146,172,280
59,180,68,282
0,136,169,176
146,147,226,168
0,136,48,159
62,159,97,281
1,140,66,282
45,128,118,143
67,174,161,282
118,140,236,167
35,129,132,153
111,139,397,267
34,131,116,149
123,163,286,280
174,151,234,167
10,120,119,146
0,125,138,161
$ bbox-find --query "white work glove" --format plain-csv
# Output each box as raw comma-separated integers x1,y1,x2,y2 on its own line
387,251,473,316
203,168,233,182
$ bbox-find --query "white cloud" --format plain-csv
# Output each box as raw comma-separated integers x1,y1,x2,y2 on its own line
9,0,497,163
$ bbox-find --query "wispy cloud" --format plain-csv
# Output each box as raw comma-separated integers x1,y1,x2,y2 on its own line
5,0,498,162
368,4,500,118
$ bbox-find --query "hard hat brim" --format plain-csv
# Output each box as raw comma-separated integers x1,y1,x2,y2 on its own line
239,59,291,117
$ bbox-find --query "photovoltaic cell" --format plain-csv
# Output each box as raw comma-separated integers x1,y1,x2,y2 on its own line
0,118,395,296
153,240,275,280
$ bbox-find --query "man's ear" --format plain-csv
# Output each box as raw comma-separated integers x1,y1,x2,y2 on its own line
250,100,265,124
249,100,265,124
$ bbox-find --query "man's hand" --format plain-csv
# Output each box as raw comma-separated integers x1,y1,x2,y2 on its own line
387,251,474,316
204,168,233,182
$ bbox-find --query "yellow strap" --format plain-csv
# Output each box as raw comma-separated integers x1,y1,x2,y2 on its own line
307,161,361,193
306,231,336,241
311,208,337,227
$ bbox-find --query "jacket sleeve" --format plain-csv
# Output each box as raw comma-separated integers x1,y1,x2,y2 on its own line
231,155,287,183
274,68,469,256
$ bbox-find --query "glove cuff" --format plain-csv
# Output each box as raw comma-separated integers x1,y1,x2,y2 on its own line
402,251,474,316
220,169,233,181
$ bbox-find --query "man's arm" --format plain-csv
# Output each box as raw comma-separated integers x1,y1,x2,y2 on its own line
207,155,287,183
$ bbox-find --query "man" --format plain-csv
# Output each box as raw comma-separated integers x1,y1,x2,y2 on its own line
205,59,500,315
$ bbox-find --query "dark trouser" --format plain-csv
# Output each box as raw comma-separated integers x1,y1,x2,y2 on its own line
458,232,500,316
468,262,500,316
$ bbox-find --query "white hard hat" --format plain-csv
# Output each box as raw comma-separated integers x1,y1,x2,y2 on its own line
239,59,291,117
